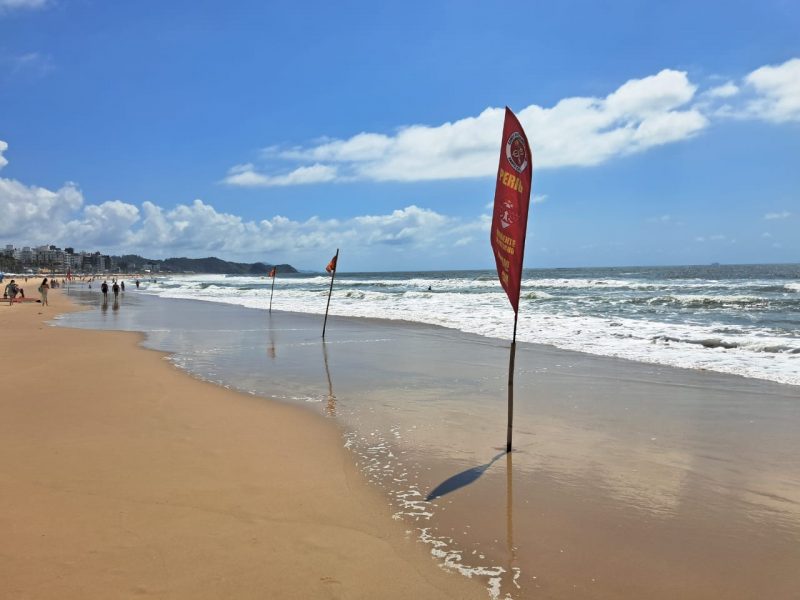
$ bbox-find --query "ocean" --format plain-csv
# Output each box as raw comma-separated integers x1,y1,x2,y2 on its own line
135,263,800,386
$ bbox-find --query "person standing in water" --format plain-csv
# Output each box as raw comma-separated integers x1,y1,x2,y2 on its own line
101,281,109,302
112,281,120,300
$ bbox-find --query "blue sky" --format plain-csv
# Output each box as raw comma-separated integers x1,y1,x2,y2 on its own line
1,0,798,271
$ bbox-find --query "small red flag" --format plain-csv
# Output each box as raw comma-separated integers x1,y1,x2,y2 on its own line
269,267,277,278
66,268,72,281
490,107,533,314
325,254,338,274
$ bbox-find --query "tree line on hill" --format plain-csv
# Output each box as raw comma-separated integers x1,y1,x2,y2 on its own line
113,255,298,275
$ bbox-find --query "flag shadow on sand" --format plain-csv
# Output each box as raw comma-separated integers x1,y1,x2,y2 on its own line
426,450,507,501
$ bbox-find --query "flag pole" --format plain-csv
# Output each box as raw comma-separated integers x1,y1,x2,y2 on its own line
269,269,276,312
507,311,518,453
490,107,532,456
322,248,339,338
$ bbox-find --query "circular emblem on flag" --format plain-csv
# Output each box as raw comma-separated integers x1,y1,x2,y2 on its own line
505,131,528,174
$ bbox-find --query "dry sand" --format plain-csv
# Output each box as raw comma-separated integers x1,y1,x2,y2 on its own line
0,290,484,599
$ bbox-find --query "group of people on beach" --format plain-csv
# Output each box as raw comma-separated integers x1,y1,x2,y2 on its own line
100,279,125,302
3,274,137,307
3,277,52,306
3,273,152,309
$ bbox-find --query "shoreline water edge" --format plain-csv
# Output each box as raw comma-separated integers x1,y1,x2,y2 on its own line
52,278,800,600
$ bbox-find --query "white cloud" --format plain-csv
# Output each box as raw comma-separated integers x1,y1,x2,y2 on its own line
532,194,548,205
120,201,486,264
0,178,84,238
704,82,739,98
647,214,672,223
223,58,800,187
695,234,727,243
0,0,48,13
64,200,141,245
764,211,791,220
0,169,487,266
226,68,707,186
744,58,800,122
2,51,54,77
223,163,338,187
0,140,8,169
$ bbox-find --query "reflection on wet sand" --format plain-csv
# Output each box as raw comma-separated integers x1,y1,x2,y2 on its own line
324,349,800,598
505,451,519,593
323,341,336,417
267,315,277,360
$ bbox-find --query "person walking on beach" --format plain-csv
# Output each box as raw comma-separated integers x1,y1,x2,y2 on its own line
120,281,125,292
38,278,50,306
135,279,140,289
101,281,109,302
112,281,120,300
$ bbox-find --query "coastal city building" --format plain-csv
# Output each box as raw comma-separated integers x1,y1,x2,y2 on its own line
1,243,114,273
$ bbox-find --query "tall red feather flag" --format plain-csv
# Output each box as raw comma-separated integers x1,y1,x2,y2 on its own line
491,107,533,315
269,267,276,278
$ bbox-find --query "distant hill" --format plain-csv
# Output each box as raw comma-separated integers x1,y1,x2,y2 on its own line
113,254,297,275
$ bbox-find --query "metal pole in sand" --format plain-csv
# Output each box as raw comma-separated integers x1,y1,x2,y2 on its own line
322,248,339,338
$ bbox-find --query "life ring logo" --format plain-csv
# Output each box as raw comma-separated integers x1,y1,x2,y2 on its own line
505,131,528,174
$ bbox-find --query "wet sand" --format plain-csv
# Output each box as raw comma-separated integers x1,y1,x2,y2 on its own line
0,290,485,599
55,288,800,599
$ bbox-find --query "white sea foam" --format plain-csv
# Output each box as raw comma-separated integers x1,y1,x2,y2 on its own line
139,273,800,387
342,426,517,599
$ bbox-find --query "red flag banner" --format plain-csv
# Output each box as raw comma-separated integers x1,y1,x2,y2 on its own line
490,107,533,314
66,268,72,281
269,267,277,278
325,254,338,274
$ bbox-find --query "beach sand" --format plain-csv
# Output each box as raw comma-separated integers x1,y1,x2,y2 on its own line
0,290,485,599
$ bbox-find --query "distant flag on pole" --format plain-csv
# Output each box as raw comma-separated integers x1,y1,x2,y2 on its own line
325,254,338,275
322,249,339,337
491,107,533,315
269,267,277,278
66,268,72,281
